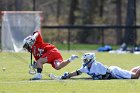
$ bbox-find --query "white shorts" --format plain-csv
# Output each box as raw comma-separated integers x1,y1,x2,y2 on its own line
109,66,132,79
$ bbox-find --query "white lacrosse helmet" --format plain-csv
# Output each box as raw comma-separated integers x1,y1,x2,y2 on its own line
23,35,34,52
82,53,96,64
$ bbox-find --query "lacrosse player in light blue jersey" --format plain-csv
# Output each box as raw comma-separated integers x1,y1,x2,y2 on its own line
49,53,140,80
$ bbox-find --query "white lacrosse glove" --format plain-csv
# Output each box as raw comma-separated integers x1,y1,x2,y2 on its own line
68,55,78,62
32,61,37,69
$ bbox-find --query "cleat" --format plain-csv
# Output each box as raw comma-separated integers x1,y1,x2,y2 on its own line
68,55,78,62
30,73,42,80
30,78,41,80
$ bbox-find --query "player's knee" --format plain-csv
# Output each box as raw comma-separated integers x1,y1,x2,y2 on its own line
134,75,139,79
131,66,140,73
131,73,139,79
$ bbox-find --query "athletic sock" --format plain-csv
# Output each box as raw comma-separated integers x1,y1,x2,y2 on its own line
37,68,42,73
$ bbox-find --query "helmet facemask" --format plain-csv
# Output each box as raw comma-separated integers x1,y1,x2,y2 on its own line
23,35,34,52
23,42,32,52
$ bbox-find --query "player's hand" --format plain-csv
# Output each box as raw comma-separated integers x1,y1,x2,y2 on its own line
61,72,70,79
32,61,37,69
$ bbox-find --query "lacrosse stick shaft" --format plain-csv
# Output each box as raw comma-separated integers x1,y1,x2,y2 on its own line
31,50,32,65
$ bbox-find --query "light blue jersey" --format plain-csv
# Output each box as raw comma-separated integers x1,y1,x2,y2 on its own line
79,61,109,79
79,61,132,79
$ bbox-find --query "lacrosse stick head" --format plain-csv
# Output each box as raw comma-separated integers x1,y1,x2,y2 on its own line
49,73,61,80
28,65,36,75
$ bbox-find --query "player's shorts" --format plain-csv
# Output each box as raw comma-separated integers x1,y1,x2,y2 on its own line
109,66,132,79
41,48,63,68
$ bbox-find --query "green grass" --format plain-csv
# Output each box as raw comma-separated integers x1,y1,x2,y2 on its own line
54,44,120,50
0,51,140,93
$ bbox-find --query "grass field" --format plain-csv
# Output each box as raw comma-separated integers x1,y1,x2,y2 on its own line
54,44,120,50
0,51,140,93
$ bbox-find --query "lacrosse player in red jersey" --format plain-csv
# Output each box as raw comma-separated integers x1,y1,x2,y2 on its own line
23,31,78,80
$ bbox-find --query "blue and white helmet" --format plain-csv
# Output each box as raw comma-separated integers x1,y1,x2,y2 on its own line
82,53,96,66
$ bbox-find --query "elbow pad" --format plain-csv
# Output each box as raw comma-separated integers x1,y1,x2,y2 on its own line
76,70,82,75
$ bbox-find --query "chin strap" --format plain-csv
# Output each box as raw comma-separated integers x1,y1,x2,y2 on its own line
83,60,94,67
83,59,95,67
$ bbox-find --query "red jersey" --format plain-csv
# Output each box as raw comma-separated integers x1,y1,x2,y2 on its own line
32,31,56,60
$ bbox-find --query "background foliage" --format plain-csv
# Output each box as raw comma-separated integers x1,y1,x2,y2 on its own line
0,0,140,46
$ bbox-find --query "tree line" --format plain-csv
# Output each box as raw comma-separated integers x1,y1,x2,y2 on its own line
0,0,139,45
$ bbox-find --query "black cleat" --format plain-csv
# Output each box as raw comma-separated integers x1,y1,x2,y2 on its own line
30,78,41,80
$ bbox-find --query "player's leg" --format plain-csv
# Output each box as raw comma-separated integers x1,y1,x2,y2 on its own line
109,66,132,79
31,49,59,80
30,57,47,80
131,66,140,79
44,48,78,70
130,66,140,73
52,51,78,70
54,55,78,70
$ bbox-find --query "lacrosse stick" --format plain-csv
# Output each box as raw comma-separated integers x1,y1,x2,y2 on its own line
49,73,62,80
29,65,36,75
28,50,36,75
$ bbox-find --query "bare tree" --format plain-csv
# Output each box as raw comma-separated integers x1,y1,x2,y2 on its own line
15,0,23,11
56,0,62,22
67,0,78,49
99,0,104,46
124,0,136,45
78,0,94,43
116,0,122,44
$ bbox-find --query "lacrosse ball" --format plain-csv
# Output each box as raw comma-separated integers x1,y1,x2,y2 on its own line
2,67,6,71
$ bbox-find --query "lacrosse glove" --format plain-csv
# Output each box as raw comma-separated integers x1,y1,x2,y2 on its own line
61,72,70,79
32,61,37,69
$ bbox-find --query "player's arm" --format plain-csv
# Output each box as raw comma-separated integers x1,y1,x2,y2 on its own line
69,70,82,77
29,31,40,45
61,70,82,79
32,31,39,40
